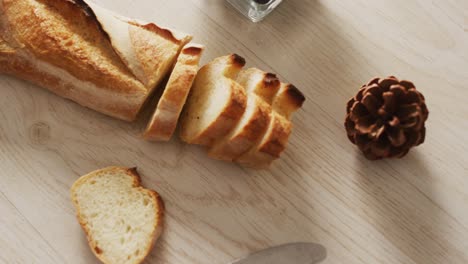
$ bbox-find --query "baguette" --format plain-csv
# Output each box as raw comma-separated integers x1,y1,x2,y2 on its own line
144,44,204,141
0,0,191,121
71,167,164,264
179,54,247,146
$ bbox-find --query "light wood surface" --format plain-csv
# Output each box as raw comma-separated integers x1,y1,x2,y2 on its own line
1,0,467,263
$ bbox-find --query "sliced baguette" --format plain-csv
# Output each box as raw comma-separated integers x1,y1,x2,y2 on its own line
207,69,281,161
71,167,163,264
208,94,271,161
179,54,247,146
144,44,205,141
0,0,191,121
236,68,280,104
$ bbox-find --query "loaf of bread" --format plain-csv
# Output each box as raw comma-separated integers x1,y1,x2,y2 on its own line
0,0,191,121
144,43,205,141
71,167,164,264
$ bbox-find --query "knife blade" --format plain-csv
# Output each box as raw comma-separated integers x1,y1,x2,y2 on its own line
230,242,327,264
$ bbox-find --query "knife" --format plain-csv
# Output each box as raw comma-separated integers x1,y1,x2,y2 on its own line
230,242,327,264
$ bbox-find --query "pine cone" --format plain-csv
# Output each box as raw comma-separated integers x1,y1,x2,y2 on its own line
345,76,429,160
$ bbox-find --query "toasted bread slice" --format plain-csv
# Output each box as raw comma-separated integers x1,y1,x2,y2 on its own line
144,44,205,141
236,68,280,104
208,94,271,161
273,83,306,119
236,112,292,168
71,167,164,264
179,54,247,146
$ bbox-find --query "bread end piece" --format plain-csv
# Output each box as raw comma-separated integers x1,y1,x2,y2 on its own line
71,167,164,264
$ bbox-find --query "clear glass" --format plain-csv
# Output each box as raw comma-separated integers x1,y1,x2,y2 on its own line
227,0,283,22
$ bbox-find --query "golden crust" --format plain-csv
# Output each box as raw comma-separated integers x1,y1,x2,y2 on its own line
134,22,192,45
70,167,164,264
2,0,145,93
182,45,204,56
0,0,147,120
0,49,143,120
144,44,205,141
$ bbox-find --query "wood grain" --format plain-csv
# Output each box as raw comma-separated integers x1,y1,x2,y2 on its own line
1,0,467,263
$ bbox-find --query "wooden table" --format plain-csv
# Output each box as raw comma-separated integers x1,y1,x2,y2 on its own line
1,0,467,263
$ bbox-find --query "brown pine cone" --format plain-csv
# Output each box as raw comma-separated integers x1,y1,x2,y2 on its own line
345,76,429,160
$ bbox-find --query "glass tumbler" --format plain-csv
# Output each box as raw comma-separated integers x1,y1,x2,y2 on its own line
226,0,283,22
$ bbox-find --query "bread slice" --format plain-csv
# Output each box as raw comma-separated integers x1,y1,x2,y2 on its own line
235,81,305,168
143,44,204,141
236,112,292,168
272,83,306,119
179,54,247,146
207,69,280,161
0,0,191,121
208,94,271,161
71,167,163,264
236,68,281,104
